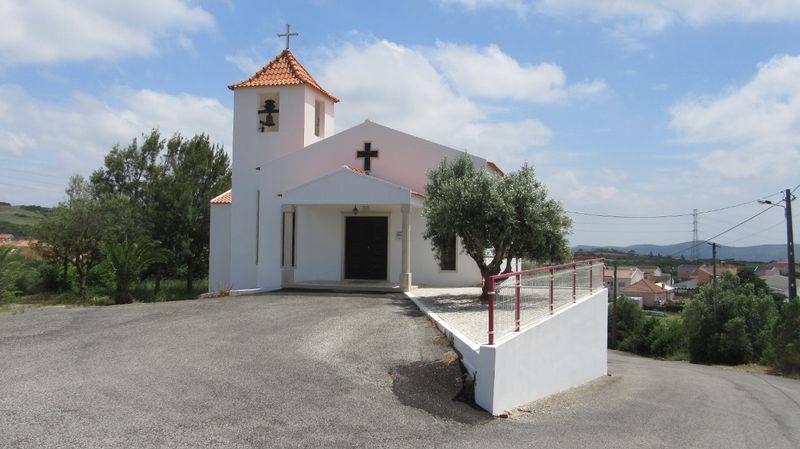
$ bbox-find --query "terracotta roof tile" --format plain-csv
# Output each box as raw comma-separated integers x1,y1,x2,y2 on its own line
622,278,667,295
487,161,504,175
228,49,339,103
210,189,232,205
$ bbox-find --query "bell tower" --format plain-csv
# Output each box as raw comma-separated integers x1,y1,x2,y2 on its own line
227,29,338,289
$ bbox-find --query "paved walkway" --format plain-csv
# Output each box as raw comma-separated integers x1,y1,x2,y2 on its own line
412,285,596,345
412,287,488,344
2,293,800,448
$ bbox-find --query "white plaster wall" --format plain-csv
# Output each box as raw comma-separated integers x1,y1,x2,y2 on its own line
208,204,231,293
475,289,608,415
293,205,403,283
235,118,499,290
230,84,336,290
409,207,482,287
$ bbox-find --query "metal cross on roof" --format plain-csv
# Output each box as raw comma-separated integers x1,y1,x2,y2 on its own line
278,24,299,50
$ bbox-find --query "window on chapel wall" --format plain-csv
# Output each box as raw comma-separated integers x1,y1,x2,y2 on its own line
258,93,280,133
314,100,324,137
438,236,457,271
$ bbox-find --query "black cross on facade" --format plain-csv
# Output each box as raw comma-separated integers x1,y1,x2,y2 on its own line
356,142,379,172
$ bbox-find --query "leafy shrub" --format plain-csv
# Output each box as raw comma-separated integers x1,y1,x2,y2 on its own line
771,300,800,374
648,318,687,359
683,274,777,365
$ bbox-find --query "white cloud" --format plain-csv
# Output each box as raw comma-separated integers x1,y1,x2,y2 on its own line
431,43,605,103
225,54,263,76
670,54,800,179
0,85,232,203
0,0,214,65
316,40,559,166
440,1,800,34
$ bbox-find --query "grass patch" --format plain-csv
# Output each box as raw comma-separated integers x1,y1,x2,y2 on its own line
1,278,208,312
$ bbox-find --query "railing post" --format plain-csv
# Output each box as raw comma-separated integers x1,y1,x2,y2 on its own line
515,273,521,332
589,261,593,293
549,268,555,314
488,276,495,345
572,263,577,303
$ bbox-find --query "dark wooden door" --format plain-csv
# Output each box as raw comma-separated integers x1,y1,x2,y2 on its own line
345,216,388,280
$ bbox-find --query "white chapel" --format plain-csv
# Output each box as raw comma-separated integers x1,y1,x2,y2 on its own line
208,43,504,294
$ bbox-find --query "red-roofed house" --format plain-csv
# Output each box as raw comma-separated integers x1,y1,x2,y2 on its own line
209,47,506,294
622,278,672,307
0,234,13,242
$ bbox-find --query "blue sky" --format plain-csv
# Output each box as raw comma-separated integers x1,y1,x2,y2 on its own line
1,0,798,247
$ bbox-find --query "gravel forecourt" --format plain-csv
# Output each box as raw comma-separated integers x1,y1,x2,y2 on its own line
1,291,800,448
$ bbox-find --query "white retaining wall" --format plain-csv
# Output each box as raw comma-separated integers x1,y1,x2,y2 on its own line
474,288,608,415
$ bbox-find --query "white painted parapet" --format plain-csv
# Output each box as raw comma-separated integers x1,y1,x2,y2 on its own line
475,289,608,415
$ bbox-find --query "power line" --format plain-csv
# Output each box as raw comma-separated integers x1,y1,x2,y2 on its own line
723,220,785,245
566,190,783,219
667,203,782,257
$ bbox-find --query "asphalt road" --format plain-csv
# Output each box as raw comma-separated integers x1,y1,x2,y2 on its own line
1,292,800,448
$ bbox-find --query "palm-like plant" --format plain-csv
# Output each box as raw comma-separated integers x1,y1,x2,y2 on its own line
0,247,22,299
104,237,168,304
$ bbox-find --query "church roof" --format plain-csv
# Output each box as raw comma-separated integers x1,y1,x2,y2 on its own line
211,189,232,204
228,49,339,102
343,165,427,199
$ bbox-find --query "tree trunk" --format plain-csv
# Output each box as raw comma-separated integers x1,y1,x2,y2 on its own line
480,267,491,301
62,257,69,291
186,257,193,293
77,264,87,301
502,255,514,274
154,265,162,295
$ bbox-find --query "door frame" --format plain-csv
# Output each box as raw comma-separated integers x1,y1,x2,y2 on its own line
340,211,391,281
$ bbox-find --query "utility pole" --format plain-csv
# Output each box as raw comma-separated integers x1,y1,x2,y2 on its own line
711,242,717,291
710,241,718,315
785,189,796,301
759,190,797,301
692,208,699,260
611,262,619,347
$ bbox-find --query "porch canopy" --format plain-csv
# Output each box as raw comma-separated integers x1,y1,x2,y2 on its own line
278,165,424,291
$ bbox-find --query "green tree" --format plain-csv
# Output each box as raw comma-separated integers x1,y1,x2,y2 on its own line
90,131,231,293
160,134,231,292
737,269,771,295
103,237,168,304
0,247,23,299
35,178,133,300
502,165,572,271
683,274,777,364
423,156,571,299
771,300,800,374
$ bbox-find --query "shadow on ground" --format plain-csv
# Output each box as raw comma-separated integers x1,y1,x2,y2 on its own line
390,358,491,425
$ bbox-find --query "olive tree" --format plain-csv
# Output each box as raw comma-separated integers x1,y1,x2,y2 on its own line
423,155,572,299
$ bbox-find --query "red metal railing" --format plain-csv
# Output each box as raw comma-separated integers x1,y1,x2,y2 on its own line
487,258,604,345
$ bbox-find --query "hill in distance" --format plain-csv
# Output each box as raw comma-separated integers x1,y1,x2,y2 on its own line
0,202,50,238
574,242,797,263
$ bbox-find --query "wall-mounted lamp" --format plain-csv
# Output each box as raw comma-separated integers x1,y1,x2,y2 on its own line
352,205,359,216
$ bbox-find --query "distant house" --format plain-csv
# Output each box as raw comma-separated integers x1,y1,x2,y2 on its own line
673,278,699,295
693,264,738,285
675,264,699,281
0,233,13,242
621,278,671,308
758,262,800,277
755,266,781,277
640,265,673,285
639,266,662,277
760,275,790,298
604,266,644,298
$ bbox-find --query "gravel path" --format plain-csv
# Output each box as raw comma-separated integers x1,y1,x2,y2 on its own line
2,292,800,448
